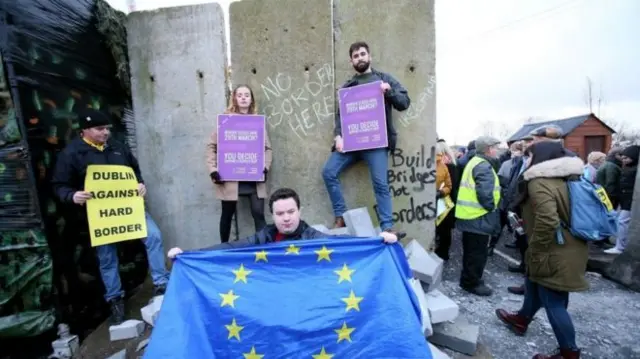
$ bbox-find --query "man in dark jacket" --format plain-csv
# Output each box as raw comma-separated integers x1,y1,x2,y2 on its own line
458,140,476,169
595,147,623,209
604,145,638,255
455,136,502,296
322,41,410,234
51,109,170,324
168,188,402,257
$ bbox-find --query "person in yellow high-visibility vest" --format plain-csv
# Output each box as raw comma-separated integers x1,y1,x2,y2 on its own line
455,136,503,296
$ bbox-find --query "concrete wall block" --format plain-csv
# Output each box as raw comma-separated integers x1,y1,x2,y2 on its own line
409,278,433,337
425,289,459,324
106,349,127,359
127,3,228,251
343,207,377,237
230,0,335,237
109,320,145,341
334,0,437,249
404,239,443,291
429,316,479,356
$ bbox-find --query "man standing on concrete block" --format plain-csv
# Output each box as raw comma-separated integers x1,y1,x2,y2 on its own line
454,136,502,296
322,41,410,235
51,109,170,325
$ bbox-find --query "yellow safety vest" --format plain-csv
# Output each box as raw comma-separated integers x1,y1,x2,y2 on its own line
455,156,501,220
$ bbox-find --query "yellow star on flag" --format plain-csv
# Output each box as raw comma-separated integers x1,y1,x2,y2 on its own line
341,289,363,312
315,245,334,262
334,263,355,283
225,318,244,341
219,289,240,308
254,250,268,262
243,346,264,359
233,264,252,284
285,244,300,255
312,346,334,359
335,321,355,343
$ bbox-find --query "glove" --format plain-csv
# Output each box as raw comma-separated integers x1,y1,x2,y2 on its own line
210,171,223,184
262,168,268,182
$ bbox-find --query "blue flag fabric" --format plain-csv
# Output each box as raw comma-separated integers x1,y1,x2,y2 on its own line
144,237,433,359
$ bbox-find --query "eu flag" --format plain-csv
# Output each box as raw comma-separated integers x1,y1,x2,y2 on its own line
144,237,433,358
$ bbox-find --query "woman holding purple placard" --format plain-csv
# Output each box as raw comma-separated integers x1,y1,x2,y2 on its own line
206,84,273,243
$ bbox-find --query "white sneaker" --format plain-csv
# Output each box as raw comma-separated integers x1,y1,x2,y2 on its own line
604,248,623,254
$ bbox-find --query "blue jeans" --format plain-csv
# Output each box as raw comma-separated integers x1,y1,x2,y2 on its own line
322,148,393,230
614,210,631,251
95,212,170,302
518,278,577,350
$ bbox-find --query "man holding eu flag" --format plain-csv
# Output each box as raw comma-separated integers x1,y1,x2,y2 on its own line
149,188,432,359
168,188,401,258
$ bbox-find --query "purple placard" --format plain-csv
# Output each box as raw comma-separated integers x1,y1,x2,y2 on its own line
217,114,266,181
338,80,388,152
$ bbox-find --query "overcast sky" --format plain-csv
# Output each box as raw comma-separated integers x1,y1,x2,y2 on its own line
106,0,640,145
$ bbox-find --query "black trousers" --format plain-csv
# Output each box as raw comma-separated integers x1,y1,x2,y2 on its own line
220,193,266,243
435,210,455,260
460,231,491,288
489,209,509,248
516,231,528,263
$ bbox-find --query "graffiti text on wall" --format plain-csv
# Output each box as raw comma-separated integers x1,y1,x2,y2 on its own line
260,63,334,140
398,75,436,128
374,144,437,225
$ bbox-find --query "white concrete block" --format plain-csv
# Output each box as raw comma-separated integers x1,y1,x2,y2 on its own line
51,335,80,358
404,239,443,292
311,224,330,234
106,349,127,359
327,227,351,236
141,295,164,326
409,278,433,337
429,343,451,359
426,289,459,324
429,316,479,356
343,207,377,237
109,319,145,341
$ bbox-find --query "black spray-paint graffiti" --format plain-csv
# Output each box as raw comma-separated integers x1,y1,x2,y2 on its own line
374,144,437,225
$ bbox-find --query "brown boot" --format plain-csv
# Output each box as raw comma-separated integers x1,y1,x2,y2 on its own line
532,348,581,359
332,216,346,228
495,308,530,336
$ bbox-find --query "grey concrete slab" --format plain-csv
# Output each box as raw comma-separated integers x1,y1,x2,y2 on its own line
333,0,437,249
127,4,228,250
229,0,335,238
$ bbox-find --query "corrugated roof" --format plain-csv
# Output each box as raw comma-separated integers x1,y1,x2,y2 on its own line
507,114,598,143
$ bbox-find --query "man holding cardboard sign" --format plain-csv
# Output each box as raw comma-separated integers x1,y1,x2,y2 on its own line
322,41,411,233
51,109,169,324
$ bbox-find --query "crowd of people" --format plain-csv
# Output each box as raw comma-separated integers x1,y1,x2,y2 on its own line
434,123,638,359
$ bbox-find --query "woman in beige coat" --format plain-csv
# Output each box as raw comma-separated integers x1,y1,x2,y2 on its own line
205,84,273,243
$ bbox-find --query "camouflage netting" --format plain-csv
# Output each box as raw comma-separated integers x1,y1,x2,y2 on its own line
0,0,147,339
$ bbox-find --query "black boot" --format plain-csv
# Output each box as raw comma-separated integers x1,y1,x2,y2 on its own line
109,297,125,325
508,263,525,273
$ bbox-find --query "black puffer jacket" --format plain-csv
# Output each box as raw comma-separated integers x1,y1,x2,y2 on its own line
619,145,639,211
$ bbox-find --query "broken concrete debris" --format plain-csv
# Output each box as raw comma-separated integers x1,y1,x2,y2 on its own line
105,348,126,359
410,278,433,337
425,289,460,324
404,239,444,292
429,316,480,356
141,295,164,326
402,239,480,356
428,343,452,359
109,319,145,341
343,207,378,237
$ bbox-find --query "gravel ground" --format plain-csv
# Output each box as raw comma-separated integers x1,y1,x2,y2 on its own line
436,230,640,359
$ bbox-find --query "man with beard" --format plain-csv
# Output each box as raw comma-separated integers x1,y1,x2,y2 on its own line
322,41,410,234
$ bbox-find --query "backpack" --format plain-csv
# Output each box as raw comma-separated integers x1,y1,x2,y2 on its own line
561,175,618,242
